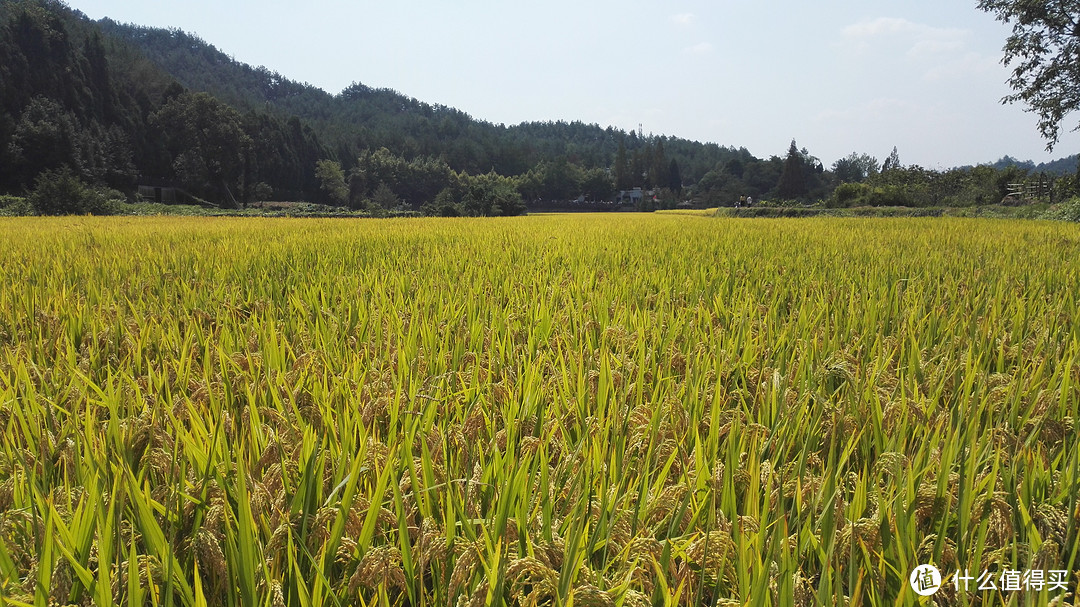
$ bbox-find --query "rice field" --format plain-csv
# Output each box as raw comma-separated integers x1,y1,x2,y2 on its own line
0,214,1078,606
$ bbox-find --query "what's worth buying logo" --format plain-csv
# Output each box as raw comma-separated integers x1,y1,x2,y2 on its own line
910,565,942,596
910,565,1071,596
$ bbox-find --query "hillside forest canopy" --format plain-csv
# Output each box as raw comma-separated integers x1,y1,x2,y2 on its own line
2,0,1079,215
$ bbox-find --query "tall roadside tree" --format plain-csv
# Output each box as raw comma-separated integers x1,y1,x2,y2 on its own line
777,139,807,199
978,0,1080,150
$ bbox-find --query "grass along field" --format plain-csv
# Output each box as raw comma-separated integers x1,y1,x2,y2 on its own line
0,214,1078,606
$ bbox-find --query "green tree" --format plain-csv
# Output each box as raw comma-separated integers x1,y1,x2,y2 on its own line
777,139,807,199
370,182,400,210
7,96,77,182
614,139,631,190
28,166,118,215
250,181,273,201
725,158,745,179
745,156,784,196
581,167,614,201
347,171,368,209
978,0,1080,149
152,92,251,207
315,159,348,205
539,157,583,200
828,182,870,208
461,171,525,216
1055,171,1080,200
667,159,682,194
516,166,544,203
881,146,901,172
349,148,450,207
995,164,1029,200
649,138,668,189
421,187,461,216
832,152,880,183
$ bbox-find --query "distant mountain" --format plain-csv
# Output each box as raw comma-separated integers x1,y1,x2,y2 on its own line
95,18,734,182
1,0,742,206
5,0,1074,211
0,0,337,201
983,154,1079,175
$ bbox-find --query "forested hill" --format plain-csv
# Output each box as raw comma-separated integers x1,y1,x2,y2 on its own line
4,0,1078,213
96,19,734,182
0,0,329,202
0,0,746,207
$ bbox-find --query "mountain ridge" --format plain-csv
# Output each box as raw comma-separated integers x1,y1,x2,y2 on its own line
979,154,1079,175
94,15,1080,177
95,17,738,182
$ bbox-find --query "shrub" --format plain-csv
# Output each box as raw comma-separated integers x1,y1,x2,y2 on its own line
828,182,869,208
461,172,526,216
250,182,274,202
0,195,33,216
422,188,462,217
370,183,401,211
27,168,121,215
867,185,912,207
1043,197,1080,222
717,206,823,218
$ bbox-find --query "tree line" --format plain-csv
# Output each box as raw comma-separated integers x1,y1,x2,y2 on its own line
2,0,1077,216
695,140,1079,208
0,0,716,213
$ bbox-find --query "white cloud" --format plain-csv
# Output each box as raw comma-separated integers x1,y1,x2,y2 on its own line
842,17,971,59
839,16,996,83
671,13,695,26
684,42,713,54
843,17,915,38
815,97,919,125
908,38,965,59
923,52,999,82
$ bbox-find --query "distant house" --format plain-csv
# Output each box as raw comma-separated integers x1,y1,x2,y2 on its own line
617,188,644,205
136,177,180,204
137,185,178,204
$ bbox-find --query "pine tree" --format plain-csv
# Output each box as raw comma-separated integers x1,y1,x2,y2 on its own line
882,146,901,172
650,138,667,189
371,182,400,210
667,159,682,194
777,139,807,199
614,139,631,190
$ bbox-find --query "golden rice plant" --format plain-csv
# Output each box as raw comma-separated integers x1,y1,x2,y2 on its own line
0,214,1077,606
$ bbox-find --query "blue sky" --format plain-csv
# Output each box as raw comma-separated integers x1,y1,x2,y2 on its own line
69,0,1080,169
